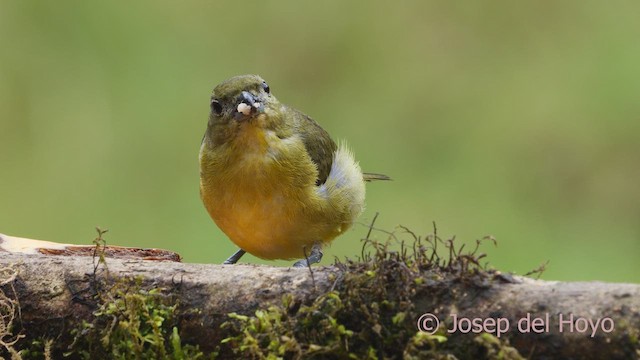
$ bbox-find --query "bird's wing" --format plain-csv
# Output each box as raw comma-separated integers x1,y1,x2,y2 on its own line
290,106,337,186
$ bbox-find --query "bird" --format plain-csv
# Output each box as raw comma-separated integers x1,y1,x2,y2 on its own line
199,74,389,267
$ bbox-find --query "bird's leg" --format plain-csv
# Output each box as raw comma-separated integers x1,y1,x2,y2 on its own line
292,244,324,268
223,249,246,264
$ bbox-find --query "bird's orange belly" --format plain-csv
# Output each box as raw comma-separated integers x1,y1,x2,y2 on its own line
201,185,333,260
199,126,340,260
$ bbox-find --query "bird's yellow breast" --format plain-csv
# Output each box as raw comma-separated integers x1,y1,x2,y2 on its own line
199,122,340,260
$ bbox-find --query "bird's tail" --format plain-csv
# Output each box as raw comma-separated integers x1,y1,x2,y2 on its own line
363,173,391,182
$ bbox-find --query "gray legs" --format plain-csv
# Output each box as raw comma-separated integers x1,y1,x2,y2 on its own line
292,244,323,268
223,249,246,264
222,245,323,267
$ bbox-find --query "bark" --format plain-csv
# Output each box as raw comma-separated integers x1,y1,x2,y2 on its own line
0,252,638,359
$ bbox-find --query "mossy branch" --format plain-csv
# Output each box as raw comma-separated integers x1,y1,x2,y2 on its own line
0,224,638,359
0,252,635,359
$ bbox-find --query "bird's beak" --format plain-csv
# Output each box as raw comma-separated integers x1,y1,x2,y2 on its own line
235,91,263,119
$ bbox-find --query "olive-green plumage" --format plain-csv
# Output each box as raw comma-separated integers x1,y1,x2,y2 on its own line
199,75,385,263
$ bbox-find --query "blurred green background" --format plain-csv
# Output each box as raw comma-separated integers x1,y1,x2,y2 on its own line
1,1,638,282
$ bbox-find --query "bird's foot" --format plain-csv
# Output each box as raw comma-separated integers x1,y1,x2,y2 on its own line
223,249,246,264
292,244,323,268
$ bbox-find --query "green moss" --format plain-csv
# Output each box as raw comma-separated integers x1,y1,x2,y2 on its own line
60,229,207,360
473,334,524,360
222,292,358,359
18,339,53,360
65,277,207,360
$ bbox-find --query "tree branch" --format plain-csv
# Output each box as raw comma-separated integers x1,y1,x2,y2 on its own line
0,251,637,359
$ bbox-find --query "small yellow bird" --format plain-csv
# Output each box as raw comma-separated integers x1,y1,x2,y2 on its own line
199,75,388,267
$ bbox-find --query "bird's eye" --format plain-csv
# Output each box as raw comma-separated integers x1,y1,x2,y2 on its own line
211,99,223,115
262,81,270,94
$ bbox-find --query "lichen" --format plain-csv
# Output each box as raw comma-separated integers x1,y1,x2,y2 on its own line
0,265,25,359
